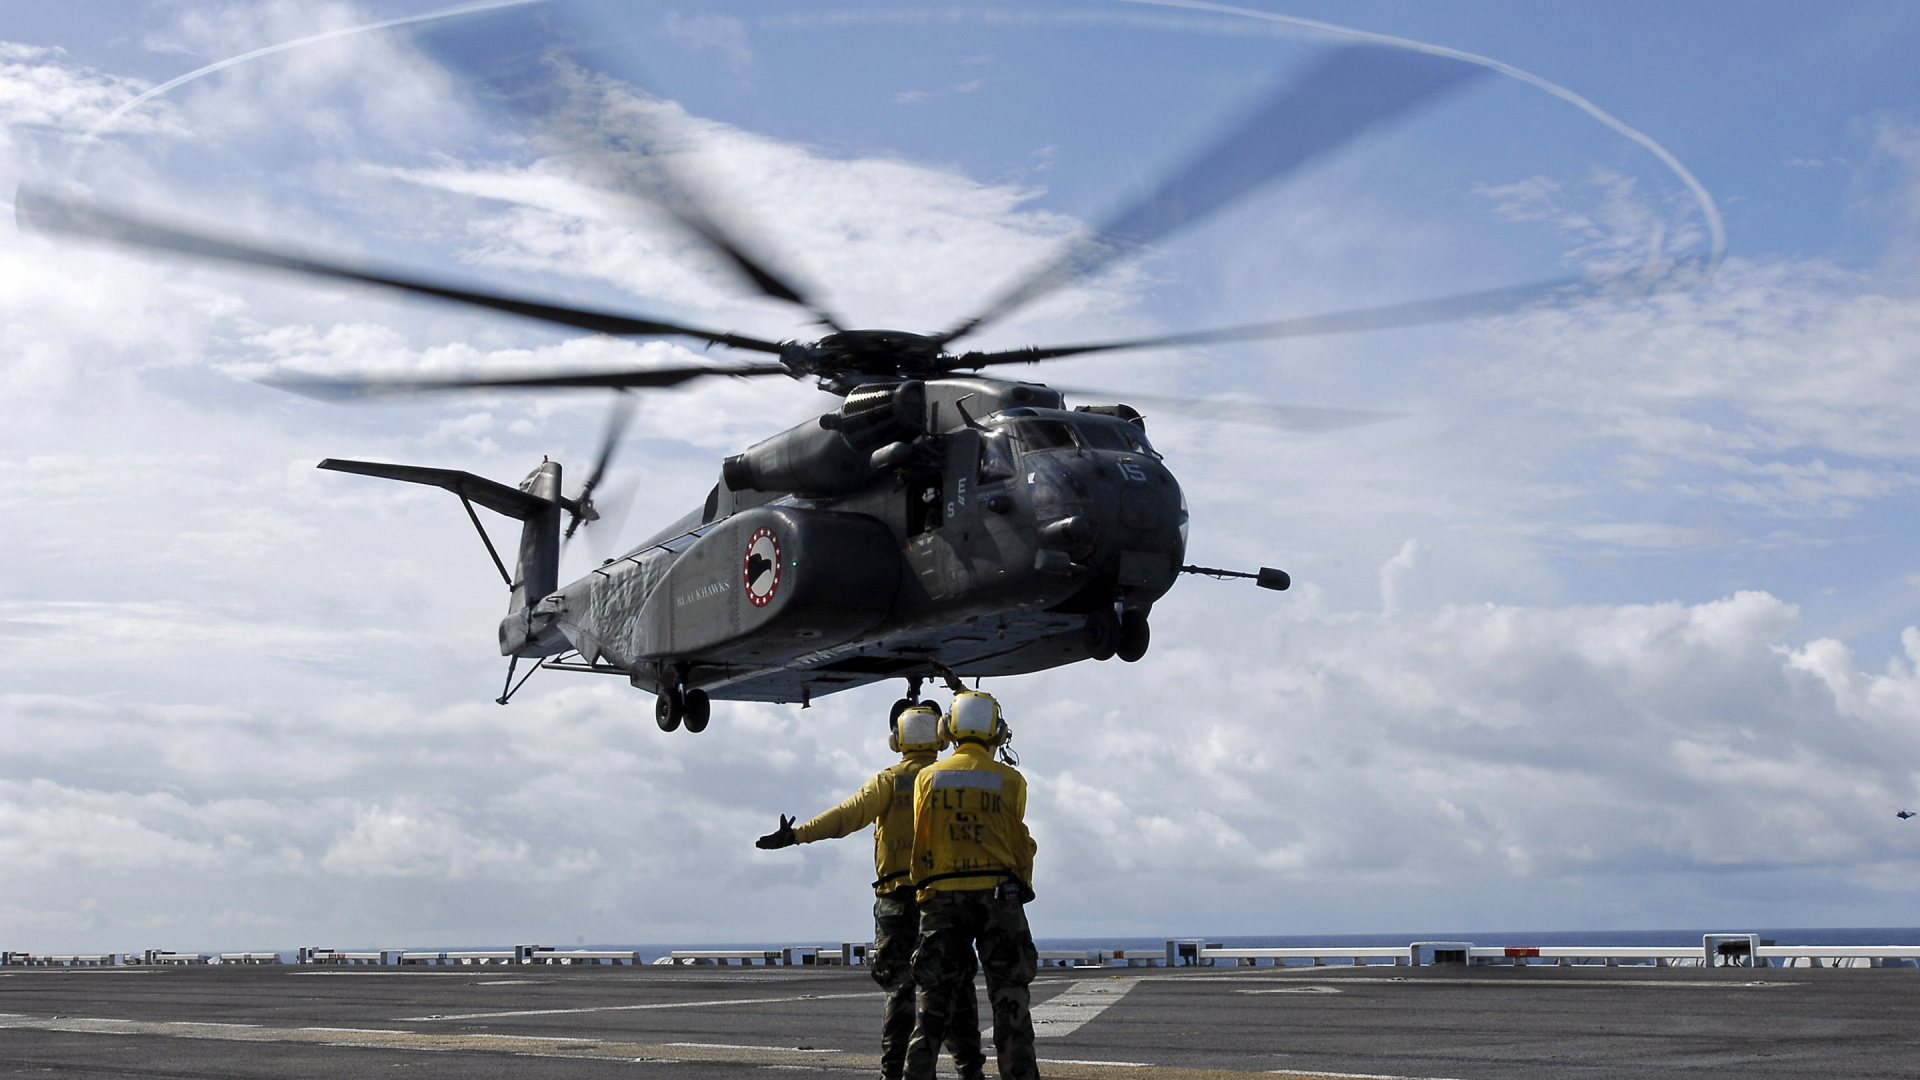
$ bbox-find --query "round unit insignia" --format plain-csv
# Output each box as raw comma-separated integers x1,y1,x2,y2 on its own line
744,527,781,607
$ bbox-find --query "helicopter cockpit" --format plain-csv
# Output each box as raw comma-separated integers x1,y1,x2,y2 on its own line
986,407,1159,461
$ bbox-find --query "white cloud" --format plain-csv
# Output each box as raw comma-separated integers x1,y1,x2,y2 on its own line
1378,537,1421,614
659,11,754,73
1015,587,1920,930
0,41,170,138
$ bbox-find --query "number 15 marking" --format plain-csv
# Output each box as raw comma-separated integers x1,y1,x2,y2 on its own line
1119,463,1148,482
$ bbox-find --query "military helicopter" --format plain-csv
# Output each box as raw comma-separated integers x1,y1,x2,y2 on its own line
17,20,1696,732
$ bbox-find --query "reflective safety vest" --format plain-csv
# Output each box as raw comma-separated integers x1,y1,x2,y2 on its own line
793,751,936,894
911,742,1036,899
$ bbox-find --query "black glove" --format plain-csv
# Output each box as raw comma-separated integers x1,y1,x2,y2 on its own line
756,814,798,850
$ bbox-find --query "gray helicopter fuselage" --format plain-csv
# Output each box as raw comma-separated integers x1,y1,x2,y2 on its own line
516,377,1187,703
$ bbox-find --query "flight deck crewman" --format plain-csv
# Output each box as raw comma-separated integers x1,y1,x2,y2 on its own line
755,704,986,1080
903,690,1041,1080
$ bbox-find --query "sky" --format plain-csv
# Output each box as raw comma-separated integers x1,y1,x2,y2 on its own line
2,0,1919,953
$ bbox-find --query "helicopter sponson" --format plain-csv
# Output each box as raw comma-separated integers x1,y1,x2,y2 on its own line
327,375,1191,725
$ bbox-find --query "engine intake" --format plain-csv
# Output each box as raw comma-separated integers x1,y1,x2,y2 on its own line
725,381,927,495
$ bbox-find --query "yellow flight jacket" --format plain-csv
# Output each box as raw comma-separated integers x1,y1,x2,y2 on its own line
794,750,938,894
910,742,1036,899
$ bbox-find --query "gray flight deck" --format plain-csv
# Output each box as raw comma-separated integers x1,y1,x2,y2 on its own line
3,963,1918,1079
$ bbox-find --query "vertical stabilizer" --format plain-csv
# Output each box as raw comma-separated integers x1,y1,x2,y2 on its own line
499,460,567,658
511,460,563,614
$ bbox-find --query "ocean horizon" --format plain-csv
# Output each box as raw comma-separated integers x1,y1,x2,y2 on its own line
231,926,1920,959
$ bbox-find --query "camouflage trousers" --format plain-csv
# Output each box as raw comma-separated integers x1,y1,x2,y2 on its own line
874,888,985,1080
903,890,1040,1080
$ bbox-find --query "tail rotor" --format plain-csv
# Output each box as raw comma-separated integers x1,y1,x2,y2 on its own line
564,391,636,545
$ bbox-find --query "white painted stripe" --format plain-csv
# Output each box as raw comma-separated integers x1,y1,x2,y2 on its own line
665,1042,838,1052
929,770,1003,790
1029,978,1138,1038
398,990,878,1021
1203,975,1794,989
1259,1072,1472,1080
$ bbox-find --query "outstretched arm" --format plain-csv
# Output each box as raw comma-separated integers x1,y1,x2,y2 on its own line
793,772,892,844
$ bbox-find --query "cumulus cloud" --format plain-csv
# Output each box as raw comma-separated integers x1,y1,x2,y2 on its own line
6,582,1918,944
659,10,754,74
1014,584,1920,931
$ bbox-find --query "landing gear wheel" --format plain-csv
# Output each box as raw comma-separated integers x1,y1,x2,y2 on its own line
655,688,684,732
683,688,711,733
1085,607,1119,661
1117,609,1151,663
889,698,915,725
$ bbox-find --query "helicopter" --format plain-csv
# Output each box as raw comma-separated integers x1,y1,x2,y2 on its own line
15,15,1700,733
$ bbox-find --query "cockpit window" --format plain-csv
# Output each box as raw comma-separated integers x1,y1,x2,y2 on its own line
1123,427,1157,457
1075,422,1131,452
1008,419,1078,452
978,432,1016,482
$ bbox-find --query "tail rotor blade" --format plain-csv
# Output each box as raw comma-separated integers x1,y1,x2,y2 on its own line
581,477,640,564
566,391,636,541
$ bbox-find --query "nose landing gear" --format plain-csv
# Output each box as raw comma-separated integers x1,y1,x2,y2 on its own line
1116,609,1150,663
1086,605,1151,663
1085,607,1119,661
1085,606,1152,662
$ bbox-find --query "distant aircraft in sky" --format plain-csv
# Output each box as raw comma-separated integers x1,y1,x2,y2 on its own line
1899,810,1915,820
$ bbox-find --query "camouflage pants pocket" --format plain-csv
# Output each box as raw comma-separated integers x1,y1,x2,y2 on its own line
870,894,917,991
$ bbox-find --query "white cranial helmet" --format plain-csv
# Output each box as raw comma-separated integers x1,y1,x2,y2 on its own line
945,691,1003,744
893,705,941,753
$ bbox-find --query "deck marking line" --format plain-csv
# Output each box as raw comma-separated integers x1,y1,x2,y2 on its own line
1006,978,1142,1039
1261,1072,1471,1080
1154,975,1796,989
665,1042,839,1052
397,989,879,1020
1242,986,1343,994
0,1013,1477,1079
299,1027,411,1035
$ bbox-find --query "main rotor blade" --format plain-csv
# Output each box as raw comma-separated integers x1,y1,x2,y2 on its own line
937,46,1488,345
955,259,1709,368
413,4,845,330
263,361,791,401
15,186,786,354
1054,385,1405,433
